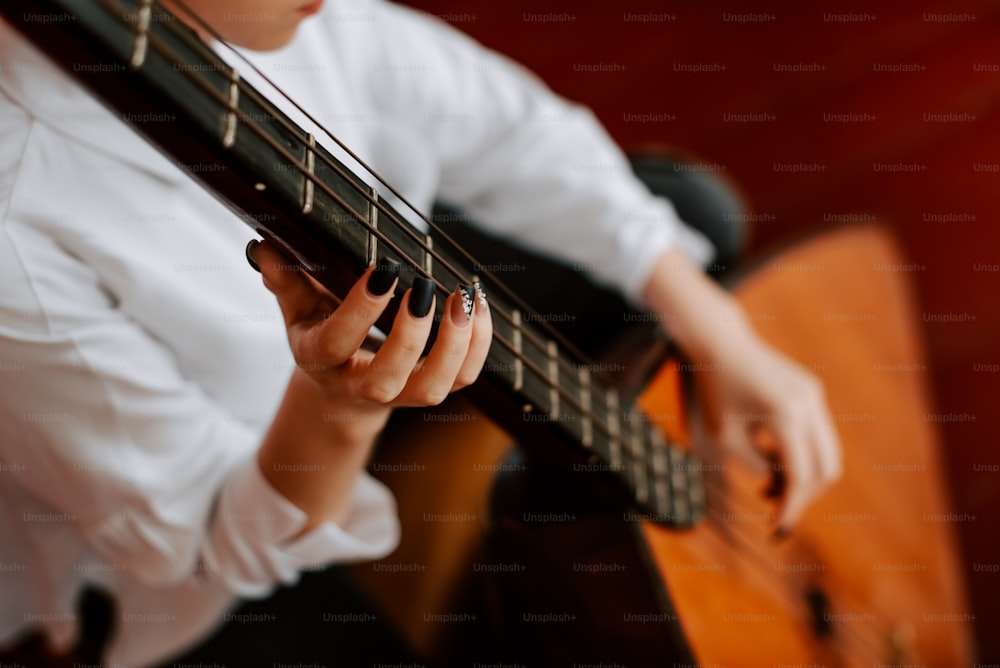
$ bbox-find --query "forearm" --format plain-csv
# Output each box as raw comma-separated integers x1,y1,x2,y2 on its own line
640,248,753,364
257,367,389,533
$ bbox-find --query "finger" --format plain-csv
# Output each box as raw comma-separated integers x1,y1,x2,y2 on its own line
772,420,819,533
306,259,401,365
774,384,843,533
811,397,844,486
358,277,436,403
250,239,333,327
451,281,493,390
402,285,476,404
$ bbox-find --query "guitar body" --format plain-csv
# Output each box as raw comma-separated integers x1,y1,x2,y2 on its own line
349,224,974,666
636,223,973,666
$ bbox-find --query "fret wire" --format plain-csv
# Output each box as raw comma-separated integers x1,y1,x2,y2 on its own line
578,367,592,447
688,462,706,515
511,310,524,392
607,389,622,472
632,452,649,505
365,186,379,265
655,472,670,518
302,133,316,214
424,235,434,275
128,0,152,70
671,447,690,524
547,340,559,420
638,425,679,512
104,0,687,464
663,447,679,520
650,429,669,476
144,0,605,388
609,435,623,473
222,68,239,148
631,414,649,506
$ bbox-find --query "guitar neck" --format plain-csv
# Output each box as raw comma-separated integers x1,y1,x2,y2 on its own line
2,0,705,527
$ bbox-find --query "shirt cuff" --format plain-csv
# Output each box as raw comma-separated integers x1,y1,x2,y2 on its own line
618,202,717,305
204,455,400,597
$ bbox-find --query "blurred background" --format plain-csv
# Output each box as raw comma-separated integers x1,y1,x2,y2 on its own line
404,0,1000,659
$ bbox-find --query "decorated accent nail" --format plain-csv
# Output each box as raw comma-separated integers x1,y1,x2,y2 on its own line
456,284,475,322
473,280,488,310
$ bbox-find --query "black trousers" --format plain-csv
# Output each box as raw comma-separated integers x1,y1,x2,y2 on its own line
160,566,416,667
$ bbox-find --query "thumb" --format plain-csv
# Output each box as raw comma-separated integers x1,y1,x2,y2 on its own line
247,239,326,327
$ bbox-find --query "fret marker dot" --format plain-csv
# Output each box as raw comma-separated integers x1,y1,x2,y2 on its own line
254,183,266,191
522,404,533,413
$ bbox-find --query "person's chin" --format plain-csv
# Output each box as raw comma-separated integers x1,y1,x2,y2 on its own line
243,24,301,51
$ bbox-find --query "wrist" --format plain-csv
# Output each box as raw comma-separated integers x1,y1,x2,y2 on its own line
641,248,756,364
257,366,390,529
286,366,390,446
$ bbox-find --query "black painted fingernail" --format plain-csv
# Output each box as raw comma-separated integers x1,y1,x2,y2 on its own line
245,239,261,272
408,277,436,318
367,258,401,296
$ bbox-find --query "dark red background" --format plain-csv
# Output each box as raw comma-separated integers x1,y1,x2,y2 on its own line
406,0,1000,658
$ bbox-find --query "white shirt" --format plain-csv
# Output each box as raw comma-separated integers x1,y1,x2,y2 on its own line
0,1,711,665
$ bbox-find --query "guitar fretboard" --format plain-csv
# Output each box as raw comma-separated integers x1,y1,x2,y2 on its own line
3,0,706,527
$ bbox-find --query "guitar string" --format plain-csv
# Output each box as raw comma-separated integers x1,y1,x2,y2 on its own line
92,2,906,659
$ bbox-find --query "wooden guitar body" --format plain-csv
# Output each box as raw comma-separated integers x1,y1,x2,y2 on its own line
350,224,975,666
638,223,973,666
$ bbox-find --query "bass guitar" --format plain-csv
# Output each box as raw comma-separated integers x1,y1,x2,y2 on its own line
1,1,975,665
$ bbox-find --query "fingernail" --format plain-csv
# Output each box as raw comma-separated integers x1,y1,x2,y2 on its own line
451,284,474,326
245,239,261,273
408,277,436,318
367,258,401,296
473,280,488,311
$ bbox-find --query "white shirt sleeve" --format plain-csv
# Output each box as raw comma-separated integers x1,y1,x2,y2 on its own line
360,1,715,302
0,260,398,594
0,118,398,599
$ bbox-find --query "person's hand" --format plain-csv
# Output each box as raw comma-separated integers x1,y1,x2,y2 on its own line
248,239,492,424
247,239,491,528
689,326,842,535
642,248,841,534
